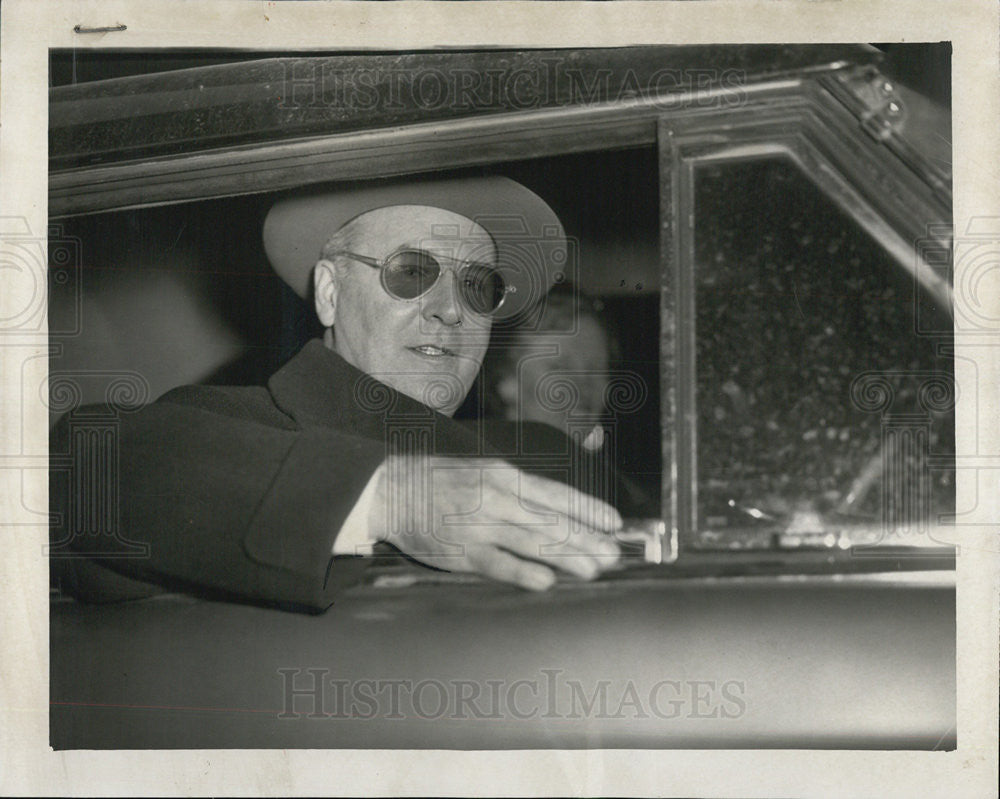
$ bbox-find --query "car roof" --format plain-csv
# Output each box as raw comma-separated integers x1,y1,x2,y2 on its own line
50,44,903,170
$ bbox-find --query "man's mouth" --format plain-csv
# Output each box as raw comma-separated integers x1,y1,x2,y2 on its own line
407,345,456,358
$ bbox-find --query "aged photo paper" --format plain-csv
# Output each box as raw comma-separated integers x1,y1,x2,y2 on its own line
1,0,998,795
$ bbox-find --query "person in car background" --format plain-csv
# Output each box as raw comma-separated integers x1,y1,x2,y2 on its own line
479,281,656,518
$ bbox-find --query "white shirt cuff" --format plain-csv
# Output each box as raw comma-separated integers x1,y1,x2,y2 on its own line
331,467,381,556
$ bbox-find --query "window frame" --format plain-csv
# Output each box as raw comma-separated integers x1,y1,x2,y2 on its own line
659,77,952,561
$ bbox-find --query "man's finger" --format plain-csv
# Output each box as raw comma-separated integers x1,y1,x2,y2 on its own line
462,506,620,567
467,546,557,591
430,519,611,577
539,527,621,568
490,524,605,580
443,458,622,533
514,471,624,532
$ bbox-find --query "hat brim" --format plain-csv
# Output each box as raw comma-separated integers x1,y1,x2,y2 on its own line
262,176,568,322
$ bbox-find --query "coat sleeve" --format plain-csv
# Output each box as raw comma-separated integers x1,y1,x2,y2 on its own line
50,395,387,612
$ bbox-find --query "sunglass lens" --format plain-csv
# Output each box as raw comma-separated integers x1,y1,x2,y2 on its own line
460,263,506,314
383,251,440,299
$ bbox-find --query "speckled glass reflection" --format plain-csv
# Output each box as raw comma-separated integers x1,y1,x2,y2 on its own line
694,159,954,547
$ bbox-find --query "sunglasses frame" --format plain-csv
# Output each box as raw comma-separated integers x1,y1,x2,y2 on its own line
329,247,512,316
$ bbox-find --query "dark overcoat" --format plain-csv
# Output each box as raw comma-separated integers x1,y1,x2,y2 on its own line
50,340,643,612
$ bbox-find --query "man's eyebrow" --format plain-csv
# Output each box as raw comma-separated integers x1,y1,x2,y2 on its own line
400,244,497,265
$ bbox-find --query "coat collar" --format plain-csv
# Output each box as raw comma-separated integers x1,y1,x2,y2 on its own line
267,339,483,451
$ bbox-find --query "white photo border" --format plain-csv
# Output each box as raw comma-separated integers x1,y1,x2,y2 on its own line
1,1,997,796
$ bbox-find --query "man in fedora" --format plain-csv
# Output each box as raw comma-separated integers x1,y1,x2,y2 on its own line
51,176,621,612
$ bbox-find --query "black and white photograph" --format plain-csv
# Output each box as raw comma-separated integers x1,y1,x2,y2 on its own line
1,1,998,796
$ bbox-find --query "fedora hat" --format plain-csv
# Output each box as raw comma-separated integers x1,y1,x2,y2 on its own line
263,176,569,322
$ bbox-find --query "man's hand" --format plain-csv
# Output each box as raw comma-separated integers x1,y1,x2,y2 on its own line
369,455,622,590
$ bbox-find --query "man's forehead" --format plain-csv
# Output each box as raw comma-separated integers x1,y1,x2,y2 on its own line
356,205,496,262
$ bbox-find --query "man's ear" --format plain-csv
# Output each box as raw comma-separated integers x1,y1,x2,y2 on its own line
313,260,339,327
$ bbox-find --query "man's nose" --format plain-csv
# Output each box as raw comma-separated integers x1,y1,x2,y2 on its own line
420,269,463,326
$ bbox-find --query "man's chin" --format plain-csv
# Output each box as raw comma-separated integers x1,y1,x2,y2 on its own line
392,375,472,417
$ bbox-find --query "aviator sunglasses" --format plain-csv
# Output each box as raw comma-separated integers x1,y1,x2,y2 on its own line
329,248,512,316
